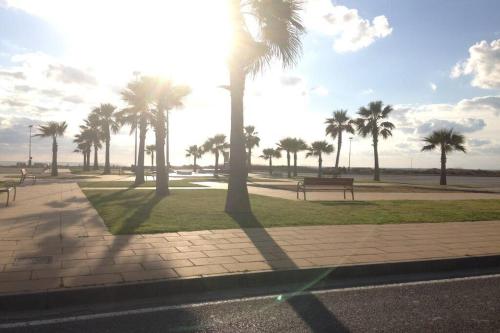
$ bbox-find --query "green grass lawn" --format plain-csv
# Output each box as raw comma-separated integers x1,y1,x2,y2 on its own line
79,179,208,188
83,189,500,234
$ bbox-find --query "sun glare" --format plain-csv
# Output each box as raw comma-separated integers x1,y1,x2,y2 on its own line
49,0,232,85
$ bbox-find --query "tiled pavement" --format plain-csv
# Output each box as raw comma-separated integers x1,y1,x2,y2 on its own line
1,182,500,295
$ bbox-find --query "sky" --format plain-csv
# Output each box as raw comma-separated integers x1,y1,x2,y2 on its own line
0,0,500,170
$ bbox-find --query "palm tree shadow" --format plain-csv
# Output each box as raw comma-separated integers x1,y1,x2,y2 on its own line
228,212,349,332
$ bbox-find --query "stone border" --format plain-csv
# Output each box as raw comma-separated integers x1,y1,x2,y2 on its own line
2,254,500,312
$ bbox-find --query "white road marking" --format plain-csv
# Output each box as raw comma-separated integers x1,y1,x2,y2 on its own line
2,273,500,329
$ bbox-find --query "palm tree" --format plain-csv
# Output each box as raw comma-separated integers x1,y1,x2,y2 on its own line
80,112,103,171
186,145,204,172
92,103,120,174
290,138,308,177
325,110,354,172
260,148,281,176
354,101,395,181
73,130,92,171
277,137,295,178
244,125,260,173
225,0,305,213
306,141,334,178
117,76,156,185
152,78,191,196
204,135,229,177
146,144,156,170
422,129,466,185
35,121,67,176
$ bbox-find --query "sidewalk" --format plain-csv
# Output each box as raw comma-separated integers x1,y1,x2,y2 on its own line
1,182,500,296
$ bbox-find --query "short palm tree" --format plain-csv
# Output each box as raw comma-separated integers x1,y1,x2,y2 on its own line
290,138,308,177
92,103,120,175
225,0,306,213
35,121,67,176
117,76,156,185
325,110,354,171
422,129,466,185
80,112,103,171
260,148,281,176
146,144,156,170
306,141,334,178
354,101,395,181
244,125,260,173
277,137,295,178
153,78,191,196
185,145,204,172
204,135,229,177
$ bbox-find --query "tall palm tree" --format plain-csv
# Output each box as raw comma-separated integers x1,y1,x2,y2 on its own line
422,129,466,185
73,130,92,171
306,141,334,178
153,78,191,196
80,112,103,171
225,0,305,213
354,101,395,181
186,145,204,172
277,137,295,178
117,76,156,185
35,121,67,176
146,144,156,170
290,138,308,177
204,134,229,177
244,125,260,173
93,103,120,174
260,148,281,176
325,110,354,172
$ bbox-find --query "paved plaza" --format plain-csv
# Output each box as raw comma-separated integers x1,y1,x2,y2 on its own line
1,181,500,295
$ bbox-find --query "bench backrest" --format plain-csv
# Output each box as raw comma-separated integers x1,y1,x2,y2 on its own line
303,177,354,186
20,168,27,176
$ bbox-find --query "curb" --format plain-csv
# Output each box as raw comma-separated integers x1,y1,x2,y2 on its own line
2,254,500,311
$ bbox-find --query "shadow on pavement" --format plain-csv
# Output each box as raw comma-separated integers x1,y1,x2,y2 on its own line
229,212,349,333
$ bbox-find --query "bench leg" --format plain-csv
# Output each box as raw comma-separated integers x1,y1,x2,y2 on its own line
303,189,306,201
13,187,16,202
351,189,354,200
296,188,299,200
343,189,346,200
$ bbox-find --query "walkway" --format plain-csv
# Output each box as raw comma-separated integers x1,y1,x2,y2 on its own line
1,182,500,295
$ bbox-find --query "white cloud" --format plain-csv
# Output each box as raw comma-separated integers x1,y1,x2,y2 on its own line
451,39,500,89
310,85,329,96
361,88,374,95
305,0,393,52
430,82,437,91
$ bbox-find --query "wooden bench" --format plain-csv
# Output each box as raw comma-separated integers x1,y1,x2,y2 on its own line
144,171,156,181
297,177,354,200
19,168,36,185
0,184,16,207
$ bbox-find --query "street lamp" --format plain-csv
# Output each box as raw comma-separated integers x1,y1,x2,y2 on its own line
348,137,353,172
28,125,33,167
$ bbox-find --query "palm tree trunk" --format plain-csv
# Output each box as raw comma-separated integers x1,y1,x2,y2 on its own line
318,154,322,178
269,158,272,176
335,131,342,170
151,153,154,169
85,150,90,171
193,156,197,173
293,153,298,177
165,110,170,187
225,64,251,213
51,136,58,176
248,147,252,173
103,131,111,174
155,109,168,196
135,118,147,185
82,153,86,170
287,152,291,178
93,144,99,170
440,146,447,185
373,135,380,181
214,151,219,177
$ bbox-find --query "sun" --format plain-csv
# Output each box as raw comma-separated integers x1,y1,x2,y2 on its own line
57,0,232,86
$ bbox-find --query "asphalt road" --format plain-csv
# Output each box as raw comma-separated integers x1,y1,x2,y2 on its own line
2,274,500,333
